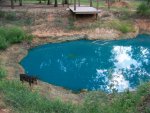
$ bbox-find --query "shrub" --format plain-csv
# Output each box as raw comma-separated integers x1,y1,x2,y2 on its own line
0,26,31,50
5,27,25,43
136,82,150,96
0,35,8,50
137,3,150,16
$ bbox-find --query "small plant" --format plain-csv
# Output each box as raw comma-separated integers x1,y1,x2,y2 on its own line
0,66,7,80
24,17,34,25
66,17,75,30
5,12,17,21
0,10,5,18
25,34,34,42
53,17,64,27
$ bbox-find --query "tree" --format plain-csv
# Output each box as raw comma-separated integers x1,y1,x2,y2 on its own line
47,0,51,5
54,0,58,7
19,0,22,6
107,0,110,9
39,0,42,3
64,0,68,4
148,0,150,5
11,0,14,9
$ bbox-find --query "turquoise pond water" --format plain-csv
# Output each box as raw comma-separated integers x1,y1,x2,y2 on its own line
21,34,150,92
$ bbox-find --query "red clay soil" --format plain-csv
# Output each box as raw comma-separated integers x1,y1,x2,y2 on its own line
136,19,150,34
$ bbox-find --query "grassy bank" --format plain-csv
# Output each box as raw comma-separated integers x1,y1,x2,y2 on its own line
0,66,150,113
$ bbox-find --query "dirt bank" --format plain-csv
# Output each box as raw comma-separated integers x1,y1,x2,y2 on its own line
136,19,150,34
0,4,149,104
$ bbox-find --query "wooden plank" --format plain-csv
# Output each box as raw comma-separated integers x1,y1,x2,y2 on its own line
69,6,101,14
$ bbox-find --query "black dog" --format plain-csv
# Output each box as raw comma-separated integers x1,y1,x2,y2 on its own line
20,74,37,86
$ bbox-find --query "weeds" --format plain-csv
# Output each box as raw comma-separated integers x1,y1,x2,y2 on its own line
109,19,135,33
5,12,17,21
66,17,75,30
0,10,5,18
0,66,7,80
0,80,77,113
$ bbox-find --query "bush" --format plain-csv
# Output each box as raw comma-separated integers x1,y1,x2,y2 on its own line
0,35,8,50
0,26,29,50
137,3,150,16
5,27,25,43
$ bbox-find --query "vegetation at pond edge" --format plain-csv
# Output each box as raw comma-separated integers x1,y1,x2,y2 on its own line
0,27,33,50
137,3,150,17
0,65,150,113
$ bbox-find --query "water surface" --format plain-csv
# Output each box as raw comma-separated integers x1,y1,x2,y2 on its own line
21,34,150,92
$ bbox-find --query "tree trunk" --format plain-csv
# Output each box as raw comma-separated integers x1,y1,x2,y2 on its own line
39,0,42,3
90,0,92,7
47,0,51,5
54,0,58,7
148,0,150,6
11,0,14,9
19,0,22,6
108,0,110,9
78,0,80,6
74,0,76,10
64,0,68,4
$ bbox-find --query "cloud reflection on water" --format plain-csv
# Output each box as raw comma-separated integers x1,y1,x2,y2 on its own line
95,46,150,92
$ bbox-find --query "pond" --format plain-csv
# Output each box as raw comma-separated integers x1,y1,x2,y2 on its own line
20,34,150,92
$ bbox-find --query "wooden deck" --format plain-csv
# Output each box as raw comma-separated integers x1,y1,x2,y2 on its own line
69,6,101,14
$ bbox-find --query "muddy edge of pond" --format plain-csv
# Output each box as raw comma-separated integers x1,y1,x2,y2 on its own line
0,23,149,104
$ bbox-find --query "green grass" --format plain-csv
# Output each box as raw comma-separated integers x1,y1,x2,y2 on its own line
0,80,77,113
0,66,7,80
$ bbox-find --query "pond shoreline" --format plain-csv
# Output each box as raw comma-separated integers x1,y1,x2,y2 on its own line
0,22,149,103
